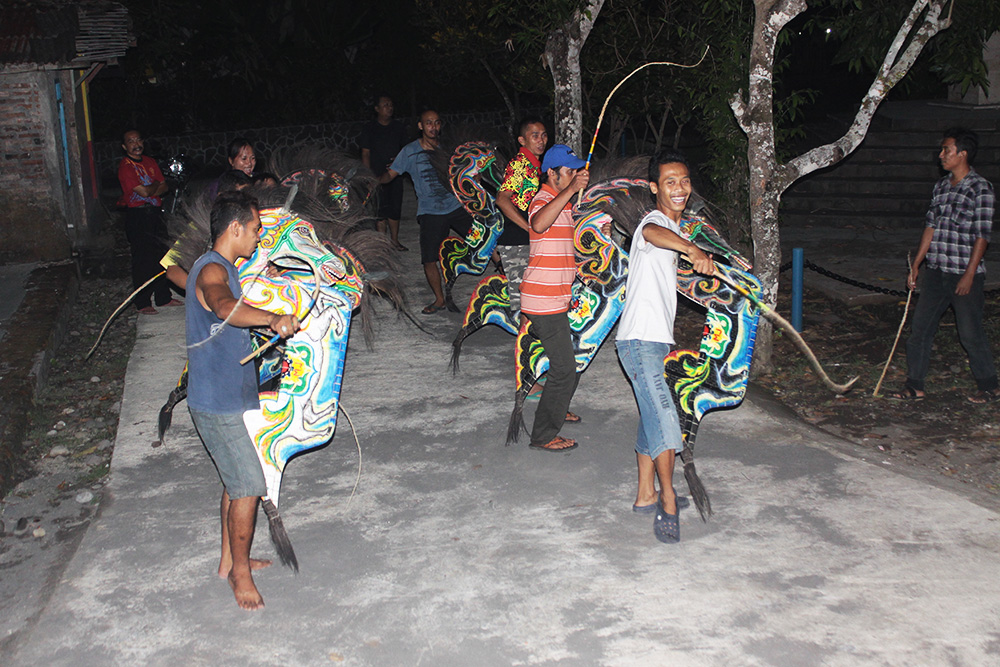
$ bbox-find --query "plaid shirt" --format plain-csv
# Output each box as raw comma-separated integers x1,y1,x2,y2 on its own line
925,168,994,275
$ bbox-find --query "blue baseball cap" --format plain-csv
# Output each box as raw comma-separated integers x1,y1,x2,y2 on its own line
541,144,586,172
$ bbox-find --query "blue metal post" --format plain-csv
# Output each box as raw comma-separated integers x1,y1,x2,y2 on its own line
791,247,804,332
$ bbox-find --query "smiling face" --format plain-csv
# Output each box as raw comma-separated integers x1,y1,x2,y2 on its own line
122,131,144,159
649,162,692,222
519,122,548,158
229,145,256,176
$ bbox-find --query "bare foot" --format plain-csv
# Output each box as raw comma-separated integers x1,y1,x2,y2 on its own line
634,493,658,508
228,570,264,611
218,558,272,578
659,488,678,515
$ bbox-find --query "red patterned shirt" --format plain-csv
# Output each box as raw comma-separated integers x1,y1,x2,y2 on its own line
498,147,541,212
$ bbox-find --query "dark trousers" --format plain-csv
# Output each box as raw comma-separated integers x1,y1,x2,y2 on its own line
124,206,172,309
905,268,998,392
527,311,580,445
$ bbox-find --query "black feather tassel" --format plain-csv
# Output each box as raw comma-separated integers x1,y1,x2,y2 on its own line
506,395,527,445
680,447,712,522
450,329,467,375
156,376,188,446
261,498,299,573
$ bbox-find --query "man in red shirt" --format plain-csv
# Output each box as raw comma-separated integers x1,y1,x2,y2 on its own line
522,144,590,452
117,130,177,313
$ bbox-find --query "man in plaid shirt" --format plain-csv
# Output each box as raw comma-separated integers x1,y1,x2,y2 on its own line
891,127,998,403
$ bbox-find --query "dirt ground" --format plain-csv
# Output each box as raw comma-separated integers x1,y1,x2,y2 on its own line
676,286,1000,497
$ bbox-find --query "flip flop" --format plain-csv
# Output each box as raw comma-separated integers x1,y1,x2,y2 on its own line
524,380,545,402
422,303,444,315
529,435,578,452
564,412,581,424
968,388,1000,404
887,386,924,401
138,306,157,315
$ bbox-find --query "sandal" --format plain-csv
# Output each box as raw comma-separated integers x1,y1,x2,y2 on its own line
968,388,1000,404
653,500,680,544
887,386,924,401
422,303,444,315
529,435,578,452
564,412,581,424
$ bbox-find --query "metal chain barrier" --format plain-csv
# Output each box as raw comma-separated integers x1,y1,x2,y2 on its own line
778,260,1000,297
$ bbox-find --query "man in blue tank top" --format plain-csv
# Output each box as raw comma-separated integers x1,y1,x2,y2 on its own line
186,191,300,610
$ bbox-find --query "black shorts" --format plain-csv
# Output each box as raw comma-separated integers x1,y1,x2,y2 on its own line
418,208,473,264
376,178,404,220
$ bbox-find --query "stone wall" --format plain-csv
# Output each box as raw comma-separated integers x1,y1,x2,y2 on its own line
94,109,529,186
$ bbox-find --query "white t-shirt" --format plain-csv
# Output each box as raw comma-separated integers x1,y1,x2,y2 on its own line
616,209,682,345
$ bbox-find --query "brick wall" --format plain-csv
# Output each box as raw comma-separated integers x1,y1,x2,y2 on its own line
0,78,49,192
0,71,72,262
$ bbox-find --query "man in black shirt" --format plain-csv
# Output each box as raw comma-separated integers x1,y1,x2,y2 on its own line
360,94,409,251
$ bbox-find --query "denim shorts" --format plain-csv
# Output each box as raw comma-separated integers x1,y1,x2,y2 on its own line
616,339,684,460
189,408,267,499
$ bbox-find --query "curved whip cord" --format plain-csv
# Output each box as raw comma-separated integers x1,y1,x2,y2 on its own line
712,269,858,394
873,253,913,398
86,270,166,359
337,404,363,510
577,47,710,203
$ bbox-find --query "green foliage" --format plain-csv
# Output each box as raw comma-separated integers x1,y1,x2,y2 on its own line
805,0,1000,97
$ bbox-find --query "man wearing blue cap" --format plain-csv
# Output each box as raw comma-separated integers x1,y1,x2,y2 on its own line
521,144,590,451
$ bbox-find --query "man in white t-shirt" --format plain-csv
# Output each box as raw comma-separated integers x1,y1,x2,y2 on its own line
615,149,714,544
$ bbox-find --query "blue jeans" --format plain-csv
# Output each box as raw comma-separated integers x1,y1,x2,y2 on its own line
616,339,683,460
189,408,267,499
905,268,998,392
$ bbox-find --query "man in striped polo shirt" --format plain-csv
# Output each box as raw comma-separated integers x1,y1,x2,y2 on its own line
521,145,590,451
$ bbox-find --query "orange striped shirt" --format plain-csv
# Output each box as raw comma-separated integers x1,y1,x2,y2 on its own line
521,183,576,315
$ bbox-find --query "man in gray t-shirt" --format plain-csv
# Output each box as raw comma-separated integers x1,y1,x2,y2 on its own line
380,109,471,314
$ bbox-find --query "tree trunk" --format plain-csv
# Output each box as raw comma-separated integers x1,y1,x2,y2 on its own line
480,57,517,130
544,0,605,154
730,0,951,377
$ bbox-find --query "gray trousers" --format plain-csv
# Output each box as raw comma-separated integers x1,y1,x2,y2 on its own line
527,311,580,445
497,244,530,317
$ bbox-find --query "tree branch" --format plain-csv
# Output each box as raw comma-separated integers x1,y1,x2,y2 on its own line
783,0,951,190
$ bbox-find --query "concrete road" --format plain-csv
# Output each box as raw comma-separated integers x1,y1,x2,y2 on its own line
8,221,1000,666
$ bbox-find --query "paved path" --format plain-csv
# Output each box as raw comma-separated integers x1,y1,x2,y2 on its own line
8,195,1000,665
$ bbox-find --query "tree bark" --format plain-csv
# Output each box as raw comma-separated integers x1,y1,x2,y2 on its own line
544,0,606,154
730,0,951,376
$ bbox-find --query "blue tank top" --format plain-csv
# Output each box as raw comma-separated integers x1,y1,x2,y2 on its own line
185,251,260,413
